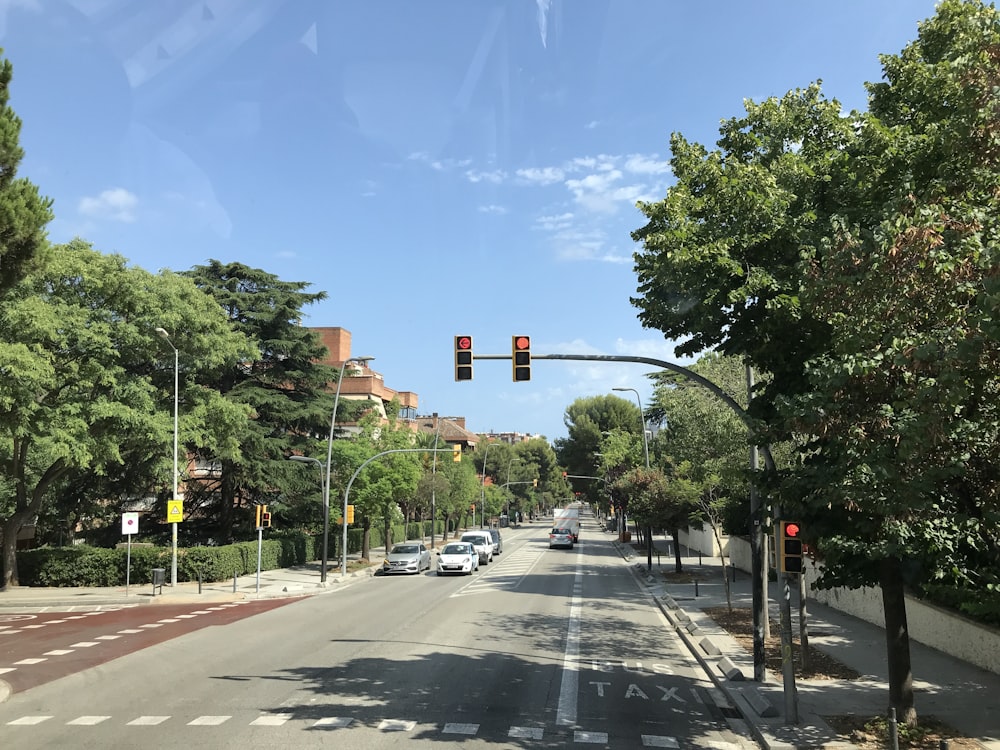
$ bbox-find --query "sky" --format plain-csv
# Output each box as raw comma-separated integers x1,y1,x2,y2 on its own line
2,0,941,441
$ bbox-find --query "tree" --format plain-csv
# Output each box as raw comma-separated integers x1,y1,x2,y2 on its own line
0,241,250,586
630,0,1000,725
180,261,337,542
555,395,646,505
0,49,53,296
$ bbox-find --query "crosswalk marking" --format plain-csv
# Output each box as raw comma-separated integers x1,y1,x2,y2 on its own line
188,715,230,725
312,716,352,728
378,719,416,731
127,716,170,725
576,730,609,743
443,722,479,734
641,735,681,748
67,716,111,725
250,713,292,726
509,726,544,739
7,715,52,725
43,649,75,656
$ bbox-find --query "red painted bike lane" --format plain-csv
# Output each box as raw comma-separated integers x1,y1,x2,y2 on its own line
0,599,295,695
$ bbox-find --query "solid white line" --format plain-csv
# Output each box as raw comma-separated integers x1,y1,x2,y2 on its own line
556,549,584,726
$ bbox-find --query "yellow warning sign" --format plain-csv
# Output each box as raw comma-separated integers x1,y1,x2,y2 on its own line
167,499,184,523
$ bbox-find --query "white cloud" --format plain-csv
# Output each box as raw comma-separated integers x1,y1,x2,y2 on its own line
516,166,564,185
78,188,138,223
535,212,574,231
584,120,600,130
478,204,507,215
624,154,671,175
466,168,506,184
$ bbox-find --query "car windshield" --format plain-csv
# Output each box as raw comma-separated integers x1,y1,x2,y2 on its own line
461,535,483,544
391,545,419,555
552,529,569,535
442,545,468,555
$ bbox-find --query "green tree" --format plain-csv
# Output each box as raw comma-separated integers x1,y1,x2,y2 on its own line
630,0,1000,724
0,241,250,585
0,50,53,295
555,395,645,506
180,261,337,542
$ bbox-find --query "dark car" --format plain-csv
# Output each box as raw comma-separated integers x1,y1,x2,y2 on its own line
488,528,503,554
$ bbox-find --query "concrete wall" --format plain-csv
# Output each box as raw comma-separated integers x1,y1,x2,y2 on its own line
687,530,1000,676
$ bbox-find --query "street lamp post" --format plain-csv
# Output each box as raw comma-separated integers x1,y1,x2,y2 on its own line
613,387,650,469
329,356,374,579
288,454,326,577
505,458,521,525
155,327,180,587
479,441,493,528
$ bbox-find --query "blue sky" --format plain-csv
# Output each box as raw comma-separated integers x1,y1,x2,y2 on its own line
3,0,940,441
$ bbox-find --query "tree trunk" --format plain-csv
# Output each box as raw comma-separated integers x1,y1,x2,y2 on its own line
672,528,683,572
219,460,237,543
646,525,653,571
880,557,917,726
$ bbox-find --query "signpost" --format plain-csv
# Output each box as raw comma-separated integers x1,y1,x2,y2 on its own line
121,512,139,595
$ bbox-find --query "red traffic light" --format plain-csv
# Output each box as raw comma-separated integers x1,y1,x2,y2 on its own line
455,335,473,381
457,336,472,350
514,336,530,350
784,522,800,538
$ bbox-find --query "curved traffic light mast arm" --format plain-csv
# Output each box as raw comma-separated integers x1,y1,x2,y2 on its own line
475,352,776,472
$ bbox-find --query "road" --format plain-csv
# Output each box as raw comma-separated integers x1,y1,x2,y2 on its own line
0,521,756,748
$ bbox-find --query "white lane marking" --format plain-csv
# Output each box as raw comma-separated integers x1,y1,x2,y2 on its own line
312,717,352,727
378,719,415,731
0,667,16,674
43,650,75,656
0,630,19,636
127,716,170,725
117,629,144,634
21,624,46,629
575,730,609,743
188,715,230,725
67,716,111,725
70,641,100,647
176,614,198,619
556,549,584,727
641,736,681,748
250,713,292,726
140,623,164,628
14,658,46,665
95,635,121,640
509,726,544,739
7,716,52,725
157,619,180,623
191,611,213,615
443,722,479,734
46,620,67,624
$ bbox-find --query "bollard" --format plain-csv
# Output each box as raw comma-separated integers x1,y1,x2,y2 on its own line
698,551,702,565
233,570,238,593
888,708,899,750
198,571,202,595
695,580,700,597
731,565,736,582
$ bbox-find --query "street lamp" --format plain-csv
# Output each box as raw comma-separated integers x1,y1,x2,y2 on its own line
154,327,180,587
613,387,650,468
505,458,521,525
479,441,494,528
330,356,374,578
288,455,326,579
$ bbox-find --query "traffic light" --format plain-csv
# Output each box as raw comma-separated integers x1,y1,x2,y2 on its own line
532,479,538,487
346,504,355,524
453,444,462,462
778,520,803,574
512,335,531,381
255,504,269,528
455,335,473,381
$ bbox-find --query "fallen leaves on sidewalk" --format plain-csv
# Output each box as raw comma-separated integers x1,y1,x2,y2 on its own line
822,714,984,749
702,606,860,680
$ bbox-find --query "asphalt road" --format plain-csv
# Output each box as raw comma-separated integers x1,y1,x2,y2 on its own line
0,522,755,749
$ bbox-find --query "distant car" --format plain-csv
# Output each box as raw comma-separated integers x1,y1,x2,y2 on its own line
487,528,503,555
436,542,480,575
460,531,494,565
549,528,574,549
382,543,432,574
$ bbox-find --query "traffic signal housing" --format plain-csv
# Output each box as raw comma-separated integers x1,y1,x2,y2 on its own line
778,520,803,574
512,335,531,381
454,335,473,381
346,504,355,524
452,444,462,462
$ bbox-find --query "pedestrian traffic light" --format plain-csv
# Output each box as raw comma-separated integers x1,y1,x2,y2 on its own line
778,520,803,574
512,335,531,381
453,444,462,462
532,479,538,487
260,506,272,528
455,335,473,381
256,504,269,528
346,504,355,524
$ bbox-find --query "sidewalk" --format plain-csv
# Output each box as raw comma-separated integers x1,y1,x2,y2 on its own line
618,531,1000,750
0,537,437,611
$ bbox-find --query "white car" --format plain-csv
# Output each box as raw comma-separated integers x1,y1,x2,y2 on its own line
436,542,480,575
460,531,494,565
382,543,432,575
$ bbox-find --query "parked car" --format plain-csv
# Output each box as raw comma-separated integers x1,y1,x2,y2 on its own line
436,542,480,575
488,528,503,555
382,543,432,574
548,528,574,549
460,531,494,565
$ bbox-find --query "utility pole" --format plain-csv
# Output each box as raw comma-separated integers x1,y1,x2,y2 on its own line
747,364,767,682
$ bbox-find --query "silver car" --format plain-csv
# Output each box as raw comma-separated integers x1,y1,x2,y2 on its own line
548,528,574,549
382,543,432,574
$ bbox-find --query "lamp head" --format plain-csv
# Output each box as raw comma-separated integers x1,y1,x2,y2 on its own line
155,327,170,339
